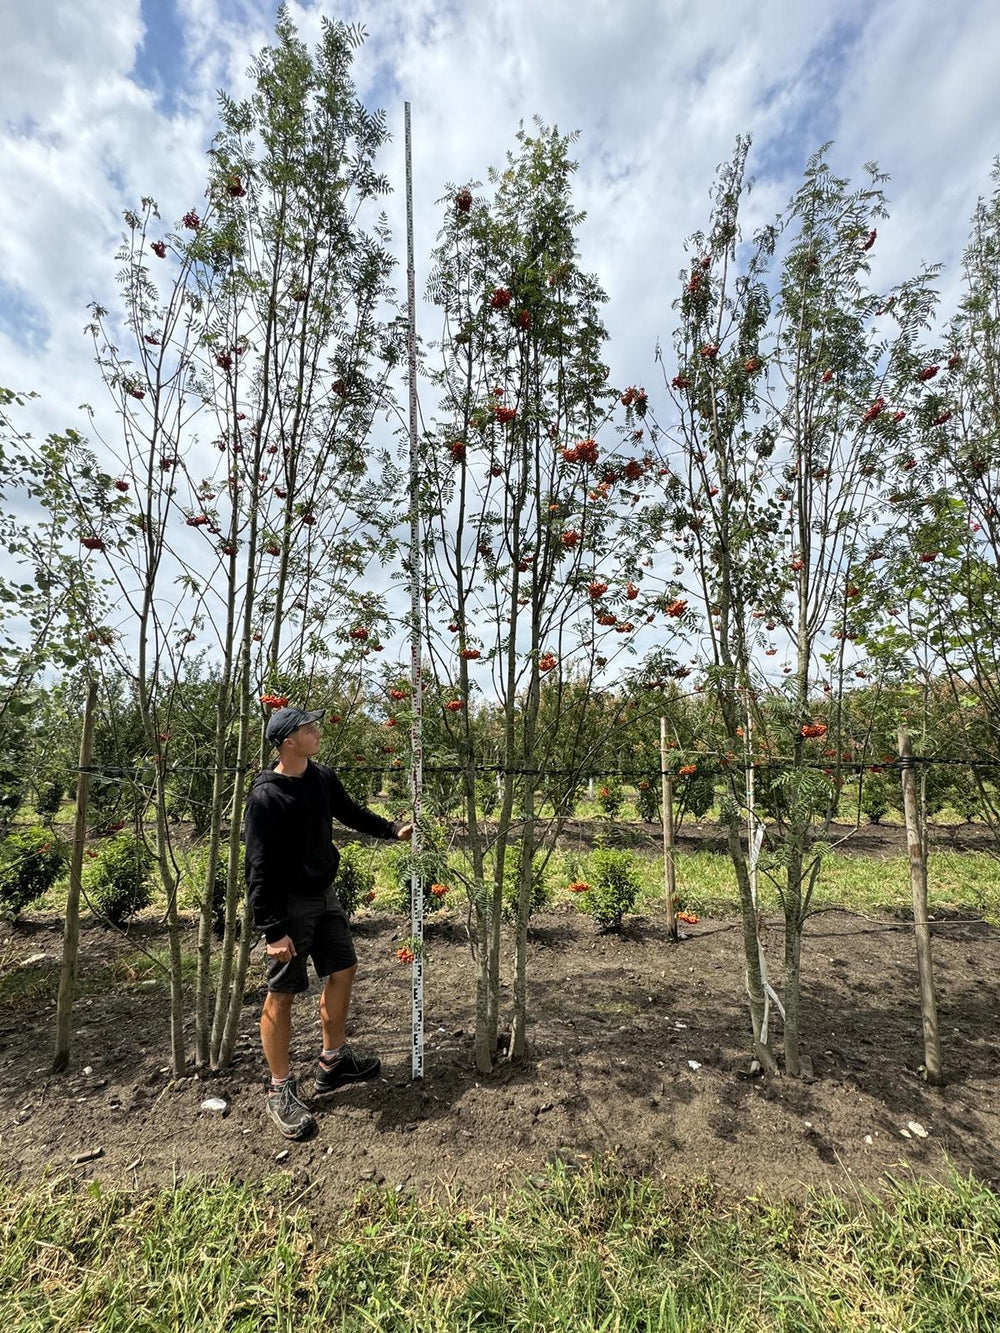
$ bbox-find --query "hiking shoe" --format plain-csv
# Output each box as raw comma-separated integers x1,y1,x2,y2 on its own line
314,1045,381,1094
265,1076,316,1139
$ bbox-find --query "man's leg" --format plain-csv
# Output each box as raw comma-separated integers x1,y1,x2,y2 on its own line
314,962,380,1091
261,989,315,1139
319,962,357,1052
261,990,295,1081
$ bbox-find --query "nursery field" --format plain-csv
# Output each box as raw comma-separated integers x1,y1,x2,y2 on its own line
3,842,999,1200
3,824,1000,1328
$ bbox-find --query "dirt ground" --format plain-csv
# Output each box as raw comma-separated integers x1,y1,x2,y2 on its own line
3,885,998,1212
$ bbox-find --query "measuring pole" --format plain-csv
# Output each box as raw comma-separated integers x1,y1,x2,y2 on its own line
404,101,424,1080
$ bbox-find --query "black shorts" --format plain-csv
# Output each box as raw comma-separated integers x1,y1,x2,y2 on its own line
265,888,357,993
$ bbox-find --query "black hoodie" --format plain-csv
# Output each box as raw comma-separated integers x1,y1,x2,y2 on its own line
244,761,398,942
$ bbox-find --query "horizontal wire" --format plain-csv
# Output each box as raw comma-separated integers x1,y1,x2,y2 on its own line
67,754,1000,779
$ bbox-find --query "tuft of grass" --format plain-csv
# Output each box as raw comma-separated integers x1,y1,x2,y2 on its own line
1,1162,997,1331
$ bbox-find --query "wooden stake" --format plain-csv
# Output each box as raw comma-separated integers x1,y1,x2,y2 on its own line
660,717,678,940
53,680,98,1073
898,728,944,1086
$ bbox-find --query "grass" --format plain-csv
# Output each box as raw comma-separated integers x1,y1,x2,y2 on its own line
0,945,207,1012
380,844,1000,926
0,1161,997,1331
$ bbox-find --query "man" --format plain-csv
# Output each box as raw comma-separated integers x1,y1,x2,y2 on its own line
244,704,412,1140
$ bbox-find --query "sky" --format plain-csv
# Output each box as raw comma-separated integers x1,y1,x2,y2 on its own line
2,0,998,447
1,0,999,698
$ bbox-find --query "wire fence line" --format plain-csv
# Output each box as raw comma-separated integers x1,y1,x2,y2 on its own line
66,754,1000,780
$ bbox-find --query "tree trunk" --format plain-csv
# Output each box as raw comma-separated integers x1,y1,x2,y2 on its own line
53,681,98,1073
782,839,805,1077
782,912,803,1077
726,816,777,1074
898,729,944,1085
509,799,536,1061
660,718,678,940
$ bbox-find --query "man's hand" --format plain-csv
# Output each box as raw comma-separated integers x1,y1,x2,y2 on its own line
396,823,413,840
266,935,296,963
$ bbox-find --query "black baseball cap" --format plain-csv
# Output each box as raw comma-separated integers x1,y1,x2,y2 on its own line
265,706,324,747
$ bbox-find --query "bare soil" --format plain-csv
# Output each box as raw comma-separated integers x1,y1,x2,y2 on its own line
3,894,998,1213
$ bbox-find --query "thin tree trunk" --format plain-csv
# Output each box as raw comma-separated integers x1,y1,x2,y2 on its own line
195,556,239,1066
53,681,98,1073
783,910,803,1077
218,899,254,1067
726,815,778,1074
660,718,678,940
509,795,535,1061
782,839,805,1077
462,757,492,1074
898,729,944,1086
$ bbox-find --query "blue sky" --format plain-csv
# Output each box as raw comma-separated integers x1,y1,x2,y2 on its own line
134,0,190,115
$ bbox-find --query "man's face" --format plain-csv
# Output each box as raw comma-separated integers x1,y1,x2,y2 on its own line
282,720,322,759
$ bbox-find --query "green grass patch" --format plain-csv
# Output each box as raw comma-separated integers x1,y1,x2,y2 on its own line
613,847,1000,922
0,946,205,1012
365,842,1000,925
1,1162,997,1331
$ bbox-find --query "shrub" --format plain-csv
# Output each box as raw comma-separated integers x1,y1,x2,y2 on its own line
475,774,499,818
860,771,892,825
499,847,550,923
596,780,624,819
34,781,66,818
635,779,659,823
335,841,377,917
383,823,452,915
179,843,231,933
682,771,716,820
0,827,69,919
85,833,153,926
580,847,641,930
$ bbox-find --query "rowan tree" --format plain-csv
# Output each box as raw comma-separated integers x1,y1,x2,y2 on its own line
422,124,678,1068
632,139,940,1074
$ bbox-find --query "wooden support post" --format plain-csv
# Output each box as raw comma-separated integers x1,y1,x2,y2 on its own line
53,680,98,1073
660,717,678,940
898,728,944,1086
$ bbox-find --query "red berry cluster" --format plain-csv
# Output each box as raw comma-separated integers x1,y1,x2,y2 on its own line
563,439,599,465
801,723,828,739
